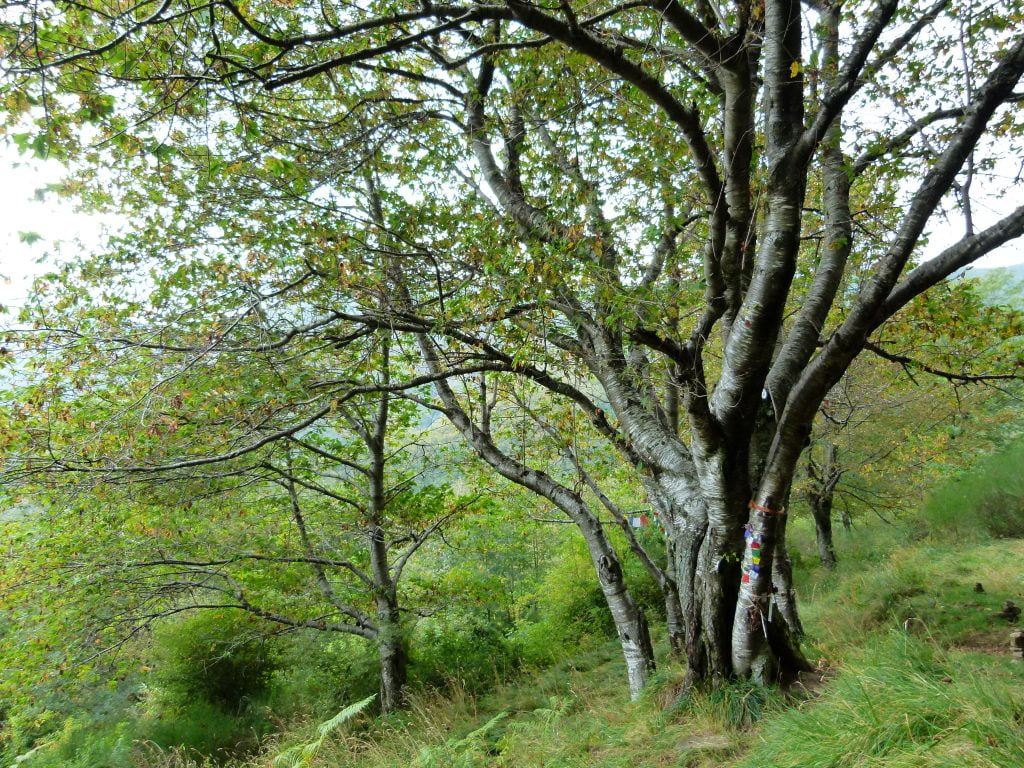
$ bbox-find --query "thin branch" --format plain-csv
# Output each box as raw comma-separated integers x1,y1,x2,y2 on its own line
862,340,1023,384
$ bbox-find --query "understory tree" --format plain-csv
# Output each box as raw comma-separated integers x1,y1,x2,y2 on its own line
801,276,1024,567
1,251,465,712
3,0,1024,693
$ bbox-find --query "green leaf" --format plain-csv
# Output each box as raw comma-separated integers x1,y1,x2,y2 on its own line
17,231,43,245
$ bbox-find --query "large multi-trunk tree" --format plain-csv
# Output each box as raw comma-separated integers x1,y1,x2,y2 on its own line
3,0,1024,692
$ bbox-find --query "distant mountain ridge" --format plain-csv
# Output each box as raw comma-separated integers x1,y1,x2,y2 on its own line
964,262,1024,282
955,261,1024,309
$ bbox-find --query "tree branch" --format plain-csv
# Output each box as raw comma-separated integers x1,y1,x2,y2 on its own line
862,340,1023,384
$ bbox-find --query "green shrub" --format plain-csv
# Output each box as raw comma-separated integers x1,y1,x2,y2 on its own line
151,610,278,711
268,634,379,718
120,611,282,759
14,717,136,768
511,530,665,667
0,671,148,767
137,698,250,758
410,615,520,693
617,526,668,621
511,537,616,666
920,439,1024,539
972,487,1024,538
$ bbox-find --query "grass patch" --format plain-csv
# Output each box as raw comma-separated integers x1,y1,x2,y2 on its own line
742,633,1024,768
260,637,760,768
795,538,1024,661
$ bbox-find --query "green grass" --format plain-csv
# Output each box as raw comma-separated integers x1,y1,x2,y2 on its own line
739,445,1024,768
742,635,1024,768
792,536,1024,660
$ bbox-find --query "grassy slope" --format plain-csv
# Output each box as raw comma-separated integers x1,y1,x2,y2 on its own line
233,448,1024,768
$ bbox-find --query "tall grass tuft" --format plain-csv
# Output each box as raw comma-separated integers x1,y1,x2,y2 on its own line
742,633,1024,768
673,679,779,730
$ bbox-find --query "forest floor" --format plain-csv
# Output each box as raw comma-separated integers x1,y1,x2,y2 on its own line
244,507,1024,768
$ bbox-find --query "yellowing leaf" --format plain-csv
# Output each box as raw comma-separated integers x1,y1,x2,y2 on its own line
790,60,802,78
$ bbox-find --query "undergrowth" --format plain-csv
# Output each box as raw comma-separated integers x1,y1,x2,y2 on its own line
19,440,1024,768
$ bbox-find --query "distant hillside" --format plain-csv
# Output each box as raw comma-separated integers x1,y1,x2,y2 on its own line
967,262,1024,282
958,261,1024,308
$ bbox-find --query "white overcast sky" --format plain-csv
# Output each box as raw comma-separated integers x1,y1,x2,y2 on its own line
1,145,1022,312
0,150,116,311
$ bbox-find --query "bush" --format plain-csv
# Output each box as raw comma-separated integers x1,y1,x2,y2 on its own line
13,717,136,768
269,634,379,717
511,530,664,667
921,439,1024,539
137,697,257,758
617,526,668,621
151,610,278,711
0,668,149,767
511,537,612,666
135,609,281,758
410,615,520,693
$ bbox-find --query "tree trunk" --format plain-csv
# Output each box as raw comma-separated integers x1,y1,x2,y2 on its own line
663,572,686,659
649,491,686,659
771,512,804,636
807,441,840,569
361,377,410,713
369,517,408,712
810,494,837,569
376,606,408,713
696,524,745,682
586,525,656,698
369,518,407,711
670,506,742,686
731,504,813,683
678,536,706,682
